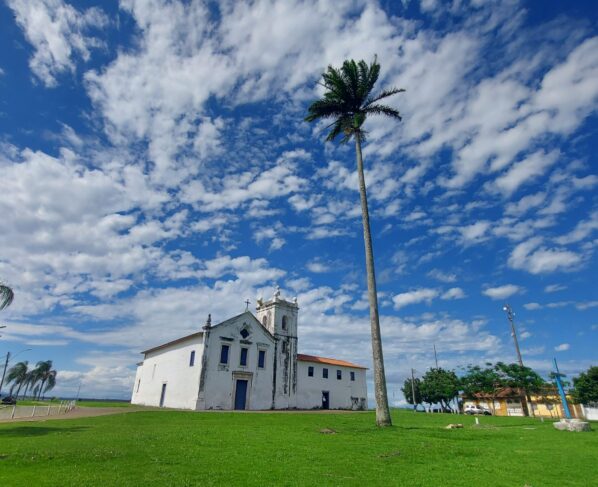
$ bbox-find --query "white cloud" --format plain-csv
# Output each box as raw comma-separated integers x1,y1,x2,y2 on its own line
482,284,523,300
441,287,466,300
545,284,566,293
427,269,457,283
306,260,330,274
8,0,107,86
492,150,560,196
508,237,582,274
554,211,598,245
393,288,439,309
524,302,542,310
554,343,570,352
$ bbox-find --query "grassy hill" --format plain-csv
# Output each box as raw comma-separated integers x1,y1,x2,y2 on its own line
0,409,595,486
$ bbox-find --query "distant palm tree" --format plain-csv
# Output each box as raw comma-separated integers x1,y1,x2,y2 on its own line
306,57,404,427
20,369,36,399
0,283,14,310
6,361,29,398
33,360,57,400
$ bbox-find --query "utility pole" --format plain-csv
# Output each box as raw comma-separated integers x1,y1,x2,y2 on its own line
503,304,523,367
433,344,439,368
0,351,10,396
552,358,572,419
503,304,533,416
410,368,417,411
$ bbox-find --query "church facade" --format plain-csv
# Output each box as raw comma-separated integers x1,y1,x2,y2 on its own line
131,290,368,410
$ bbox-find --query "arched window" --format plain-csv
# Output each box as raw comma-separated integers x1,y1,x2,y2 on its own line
262,316,268,327
282,315,288,330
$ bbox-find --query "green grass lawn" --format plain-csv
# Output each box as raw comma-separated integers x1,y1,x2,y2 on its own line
0,409,595,486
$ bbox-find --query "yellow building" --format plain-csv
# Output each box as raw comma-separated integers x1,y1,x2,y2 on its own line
462,387,583,418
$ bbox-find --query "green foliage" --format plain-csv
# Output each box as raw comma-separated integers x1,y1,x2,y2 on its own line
305,56,404,143
0,283,14,310
0,410,596,486
420,368,460,409
401,377,422,406
460,364,504,399
571,366,598,405
494,362,546,393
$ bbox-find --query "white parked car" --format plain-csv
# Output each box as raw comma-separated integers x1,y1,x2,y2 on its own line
464,404,492,415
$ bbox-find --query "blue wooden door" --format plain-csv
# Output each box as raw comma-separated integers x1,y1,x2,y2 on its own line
322,391,329,410
234,380,248,410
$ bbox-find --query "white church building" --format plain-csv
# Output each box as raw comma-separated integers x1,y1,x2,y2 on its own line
131,289,368,411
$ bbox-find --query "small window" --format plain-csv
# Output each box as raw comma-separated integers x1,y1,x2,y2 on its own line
308,366,314,377
350,371,355,381
152,364,157,379
220,344,230,365
136,380,141,392
262,316,268,327
337,370,342,380
323,368,328,379
189,350,195,366
282,341,288,353
282,315,288,330
258,350,266,369
240,347,248,366
240,328,249,339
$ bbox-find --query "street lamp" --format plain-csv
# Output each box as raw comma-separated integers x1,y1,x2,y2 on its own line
503,304,524,367
502,304,533,416
0,348,32,397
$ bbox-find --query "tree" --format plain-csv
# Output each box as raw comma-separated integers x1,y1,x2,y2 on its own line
5,361,29,398
401,377,422,409
32,360,57,400
494,362,545,416
460,364,504,414
420,368,460,411
571,366,598,405
0,283,14,310
305,57,404,426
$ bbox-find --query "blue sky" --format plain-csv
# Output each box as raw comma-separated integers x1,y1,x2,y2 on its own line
0,0,596,401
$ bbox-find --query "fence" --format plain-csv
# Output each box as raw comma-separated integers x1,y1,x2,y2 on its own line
0,401,76,421
582,405,598,421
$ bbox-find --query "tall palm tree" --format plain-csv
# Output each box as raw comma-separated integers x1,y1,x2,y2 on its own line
33,360,57,400
6,361,29,398
305,57,403,427
0,283,14,310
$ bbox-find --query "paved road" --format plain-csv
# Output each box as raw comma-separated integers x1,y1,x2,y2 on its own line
0,406,146,424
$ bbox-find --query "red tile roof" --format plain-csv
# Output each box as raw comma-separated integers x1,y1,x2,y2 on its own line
297,353,367,369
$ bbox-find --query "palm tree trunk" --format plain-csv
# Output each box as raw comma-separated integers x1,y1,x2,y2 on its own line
37,379,46,400
355,132,392,427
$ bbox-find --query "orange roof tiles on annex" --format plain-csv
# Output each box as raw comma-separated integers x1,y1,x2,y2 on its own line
297,354,367,370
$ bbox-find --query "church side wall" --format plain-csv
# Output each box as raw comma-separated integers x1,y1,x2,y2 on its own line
295,361,368,410
131,336,203,410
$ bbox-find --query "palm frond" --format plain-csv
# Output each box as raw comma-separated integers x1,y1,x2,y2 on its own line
363,87,405,108
364,103,402,120
305,99,347,122
0,284,14,310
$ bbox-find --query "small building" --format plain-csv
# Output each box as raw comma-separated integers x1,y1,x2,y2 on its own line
463,387,584,418
131,290,367,411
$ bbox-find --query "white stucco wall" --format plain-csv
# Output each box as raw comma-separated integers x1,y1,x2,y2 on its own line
295,360,367,410
198,313,276,410
131,334,204,409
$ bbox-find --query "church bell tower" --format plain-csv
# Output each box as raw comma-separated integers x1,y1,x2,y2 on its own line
255,287,298,409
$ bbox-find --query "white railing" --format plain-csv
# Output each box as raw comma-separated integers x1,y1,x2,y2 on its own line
0,400,76,420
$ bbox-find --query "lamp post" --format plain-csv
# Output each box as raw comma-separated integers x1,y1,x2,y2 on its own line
503,304,524,367
502,304,533,417
0,348,32,397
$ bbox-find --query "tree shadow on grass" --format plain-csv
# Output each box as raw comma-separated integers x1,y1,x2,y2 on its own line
0,426,88,438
